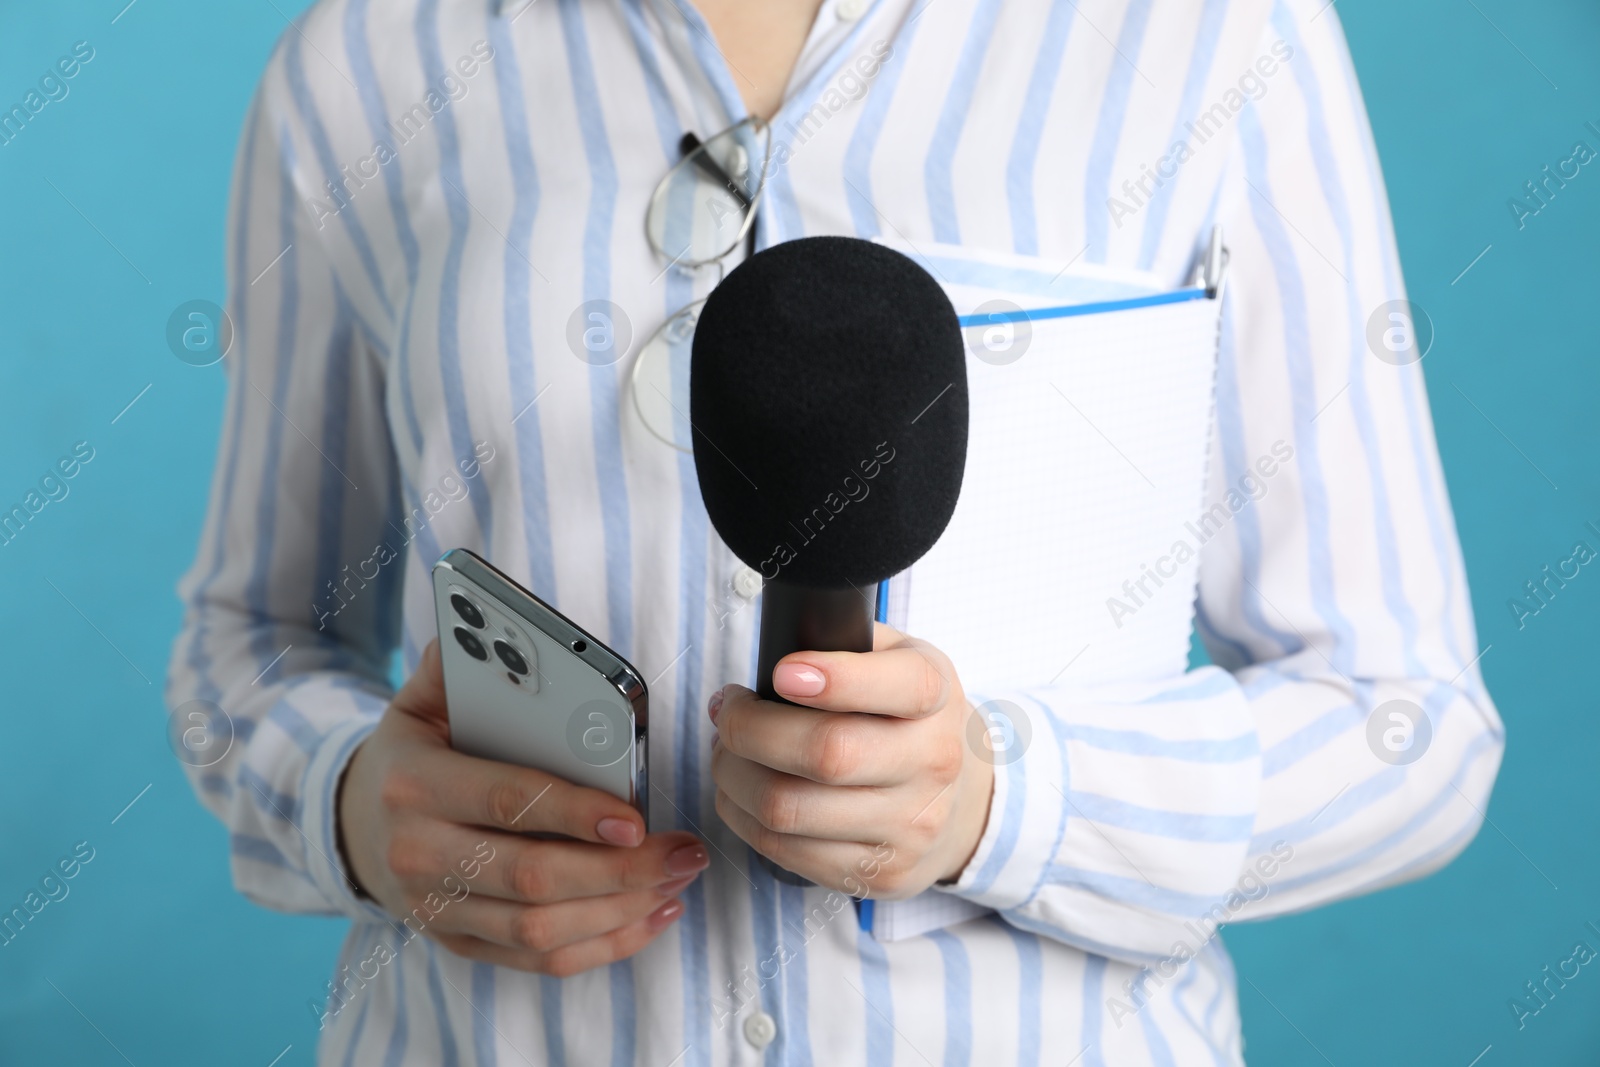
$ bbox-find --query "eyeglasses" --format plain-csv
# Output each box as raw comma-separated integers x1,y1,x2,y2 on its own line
629,118,772,451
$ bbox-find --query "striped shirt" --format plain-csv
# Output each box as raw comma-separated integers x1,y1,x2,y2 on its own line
166,0,1505,1063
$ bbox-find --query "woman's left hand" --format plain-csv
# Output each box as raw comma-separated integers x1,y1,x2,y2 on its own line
709,623,996,899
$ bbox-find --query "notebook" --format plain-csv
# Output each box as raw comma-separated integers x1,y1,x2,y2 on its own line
861,241,1226,942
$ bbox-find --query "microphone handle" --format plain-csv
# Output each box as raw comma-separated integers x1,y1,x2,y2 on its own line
757,582,875,701
754,581,876,886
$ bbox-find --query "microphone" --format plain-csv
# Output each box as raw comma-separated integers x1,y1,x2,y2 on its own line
690,236,969,705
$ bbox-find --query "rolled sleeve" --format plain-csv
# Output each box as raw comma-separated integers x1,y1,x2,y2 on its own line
940,673,1260,963
298,702,389,923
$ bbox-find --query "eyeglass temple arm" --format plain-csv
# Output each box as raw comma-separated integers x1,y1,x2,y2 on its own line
678,132,753,215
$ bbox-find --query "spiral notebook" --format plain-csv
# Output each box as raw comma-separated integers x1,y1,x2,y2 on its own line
859,236,1227,942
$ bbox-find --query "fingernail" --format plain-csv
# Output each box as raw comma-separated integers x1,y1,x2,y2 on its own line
665,842,710,877
649,898,685,929
773,663,826,697
658,873,698,896
707,688,724,724
597,817,642,847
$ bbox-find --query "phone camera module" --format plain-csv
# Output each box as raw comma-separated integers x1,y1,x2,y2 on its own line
494,639,530,676
451,593,486,629
454,626,489,661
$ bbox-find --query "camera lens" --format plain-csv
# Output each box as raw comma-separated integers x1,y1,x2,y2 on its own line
451,593,486,629
494,639,529,675
454,626,488,661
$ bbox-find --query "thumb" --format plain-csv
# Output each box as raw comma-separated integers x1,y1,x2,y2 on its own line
393,638,450,728
870,621,908,652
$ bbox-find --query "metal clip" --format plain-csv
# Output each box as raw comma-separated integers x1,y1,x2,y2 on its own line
1202,225,1229,300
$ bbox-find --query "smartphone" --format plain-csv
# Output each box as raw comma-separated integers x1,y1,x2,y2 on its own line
432,548,648,824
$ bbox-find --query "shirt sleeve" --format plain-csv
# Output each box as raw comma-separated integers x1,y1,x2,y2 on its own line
163,63,403,923
935,0,1504,963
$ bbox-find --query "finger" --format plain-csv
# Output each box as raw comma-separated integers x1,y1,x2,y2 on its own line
434,880,698,951
712,788,892,895
392,639,450,733
388,823,711,904
767,639,954,718
483,832,711,903
401,744,649,845
870,621,903,652
433,898,685,978
715,687,918,785
711,745,890,841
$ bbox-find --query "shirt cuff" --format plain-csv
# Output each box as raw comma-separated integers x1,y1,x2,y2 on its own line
299,712,391,924
935,693,1066,912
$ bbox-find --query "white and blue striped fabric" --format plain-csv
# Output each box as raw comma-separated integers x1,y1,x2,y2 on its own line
166,0,1505,1062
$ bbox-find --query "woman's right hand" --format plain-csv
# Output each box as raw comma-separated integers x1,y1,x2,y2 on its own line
336,639,708,977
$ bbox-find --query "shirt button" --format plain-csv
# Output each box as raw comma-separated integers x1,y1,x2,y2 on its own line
743,1011,778,1049
732,565,764,600
836,0,869,20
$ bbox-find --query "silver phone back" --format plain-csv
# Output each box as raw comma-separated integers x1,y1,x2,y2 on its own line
431,550,647,819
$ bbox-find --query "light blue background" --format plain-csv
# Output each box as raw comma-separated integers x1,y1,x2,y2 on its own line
1,2,1596,1064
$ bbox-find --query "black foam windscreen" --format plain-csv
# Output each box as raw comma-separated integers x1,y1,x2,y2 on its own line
690,236,968,588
